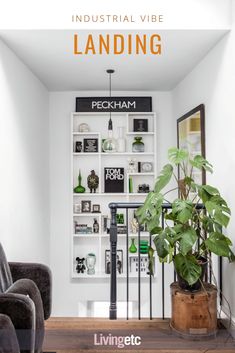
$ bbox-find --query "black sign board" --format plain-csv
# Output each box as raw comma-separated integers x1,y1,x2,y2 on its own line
104,167,124,193
76,97,152,113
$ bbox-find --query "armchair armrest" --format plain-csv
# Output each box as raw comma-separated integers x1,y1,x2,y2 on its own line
0,314,20,353
9,262,52,320
0,293,35,353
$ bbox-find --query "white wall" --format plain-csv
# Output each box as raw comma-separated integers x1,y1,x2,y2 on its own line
0,39,50,264
172,6,235,319
49,90,175,316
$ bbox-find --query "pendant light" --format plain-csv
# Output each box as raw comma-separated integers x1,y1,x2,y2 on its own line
102,69,118,153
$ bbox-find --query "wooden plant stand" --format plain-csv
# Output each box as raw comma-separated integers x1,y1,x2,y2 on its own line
170,282,217,339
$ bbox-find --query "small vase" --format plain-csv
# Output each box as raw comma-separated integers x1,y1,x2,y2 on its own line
74,171,86,193
129,238,137,253
132,137,145,153
86,253,96,275
117,127,126,152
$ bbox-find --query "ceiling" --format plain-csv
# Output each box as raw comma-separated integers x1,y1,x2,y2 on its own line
0,30,228,91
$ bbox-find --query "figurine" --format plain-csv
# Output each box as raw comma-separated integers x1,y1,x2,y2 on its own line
127,158,137,173
87,170,99,193
131,218,139,233
76,257,86,274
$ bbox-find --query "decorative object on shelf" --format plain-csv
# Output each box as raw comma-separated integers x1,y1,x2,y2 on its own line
117,225,127,234
140,240,149,254
78,123,90,132
138,183,150,193
76,257,86,273
127,158,137,173
75,141,83,153
104,167,124,193
87,170,99,193
74,223,92,234
138,161,153,173
102,139,106,152
117,126,126,152
92,204,101,213
132,137,145,152
129,177,133,193
81,200,91,213
74,203,81,214
130,257,149,275
86,253,96,275
83,138,98,153
116,213,124,224
105,250,123,274
102,215,108,233
131,218,139,233
74,170,86,193
93,218,99,233
129,238,137,253
133,118,148,132
102,69,118,153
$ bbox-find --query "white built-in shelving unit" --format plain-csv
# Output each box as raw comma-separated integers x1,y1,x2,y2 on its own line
71,112,157,279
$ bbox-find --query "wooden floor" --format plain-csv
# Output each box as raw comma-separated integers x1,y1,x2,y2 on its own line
43,317,235,353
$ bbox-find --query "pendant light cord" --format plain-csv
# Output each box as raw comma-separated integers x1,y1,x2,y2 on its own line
109,71,112,130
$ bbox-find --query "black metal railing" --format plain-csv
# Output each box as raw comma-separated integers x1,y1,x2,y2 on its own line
109,202,223,320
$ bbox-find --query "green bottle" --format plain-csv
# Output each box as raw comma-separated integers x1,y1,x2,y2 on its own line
129,238,137,253
74,170,86,193
132,137,145,153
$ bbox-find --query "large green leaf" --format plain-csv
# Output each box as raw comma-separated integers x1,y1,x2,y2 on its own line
179,227,197,255
168,147,188,165
172,199,194,223
205,200,230,228
204,232,232,257
190,155,213,173
153,230,170,259
154,164,173,193
136,192,163,225
174,254,202,285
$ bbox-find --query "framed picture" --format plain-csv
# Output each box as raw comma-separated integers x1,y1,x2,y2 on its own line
83,138,98,153
177,104,205,185
81,200,91,213
133,118,148,132
105,249,123,274
92,204,100,213
138,161,153,173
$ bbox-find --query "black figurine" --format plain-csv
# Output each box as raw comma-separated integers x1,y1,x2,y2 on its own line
87,170,99,193
76,257,86,274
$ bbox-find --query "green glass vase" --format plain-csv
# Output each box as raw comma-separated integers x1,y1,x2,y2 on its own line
74,171,86,193
129,238,137,253
132,137,145,153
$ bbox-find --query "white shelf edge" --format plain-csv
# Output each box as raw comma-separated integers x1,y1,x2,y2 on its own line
73,132,100,135
127,172,155,176
73,213,102,217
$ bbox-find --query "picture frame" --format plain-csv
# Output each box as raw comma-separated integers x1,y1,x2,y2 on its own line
83,138,98,153
105,249,123,274
133,118,148,132
138,161,153,173
92,204,101,213
81,200,91,213
177,104,205,185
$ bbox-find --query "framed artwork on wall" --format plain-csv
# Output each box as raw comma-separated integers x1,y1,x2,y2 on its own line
177,104,206,185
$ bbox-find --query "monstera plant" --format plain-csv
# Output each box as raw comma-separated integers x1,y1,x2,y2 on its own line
136,147,235,289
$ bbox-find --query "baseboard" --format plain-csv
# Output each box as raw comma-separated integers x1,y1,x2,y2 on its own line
220,308,235,339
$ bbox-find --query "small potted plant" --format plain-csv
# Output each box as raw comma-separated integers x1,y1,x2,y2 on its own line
136,147,235,291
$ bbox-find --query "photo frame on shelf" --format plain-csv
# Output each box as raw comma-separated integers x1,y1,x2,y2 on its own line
83,138,98,153
133,118,148,132
92,204,101,213
81,200,91,213
105,249,123,274
177,104,205,184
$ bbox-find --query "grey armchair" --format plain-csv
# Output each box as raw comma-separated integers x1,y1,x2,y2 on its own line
0,243,52,353
0,314,20,353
